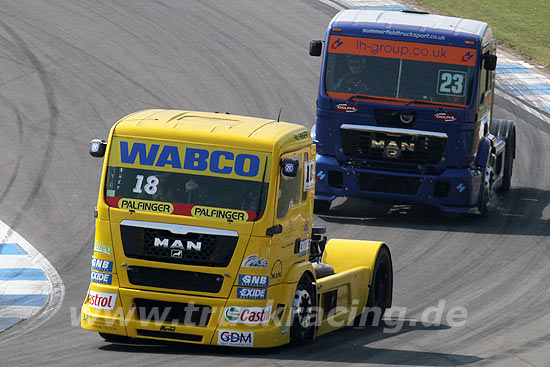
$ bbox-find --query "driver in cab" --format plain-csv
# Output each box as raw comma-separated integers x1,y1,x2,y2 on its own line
334,57,369,94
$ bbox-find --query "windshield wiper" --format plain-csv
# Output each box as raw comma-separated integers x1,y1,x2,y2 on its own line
349,94,463,109
348,94,399,103
404,99,462,108
254,157,268,222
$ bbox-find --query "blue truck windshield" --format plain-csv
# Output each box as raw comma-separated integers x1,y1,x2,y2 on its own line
325,35,478,108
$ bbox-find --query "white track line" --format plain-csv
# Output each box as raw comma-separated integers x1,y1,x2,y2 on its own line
0,281,51,295
0,255,42,268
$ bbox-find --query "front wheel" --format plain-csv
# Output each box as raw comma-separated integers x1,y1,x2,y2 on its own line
290,274,316,344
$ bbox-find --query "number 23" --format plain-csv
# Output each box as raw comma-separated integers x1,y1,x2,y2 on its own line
439,72,464,94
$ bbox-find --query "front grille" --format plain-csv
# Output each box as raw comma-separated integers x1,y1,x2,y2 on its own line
127,266,224,293
121,225,238,267
134,298,212,326
137,329,203,342
356,172,423,195
341,128,446,165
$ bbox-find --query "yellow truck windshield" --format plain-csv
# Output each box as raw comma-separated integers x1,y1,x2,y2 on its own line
104,137,270,221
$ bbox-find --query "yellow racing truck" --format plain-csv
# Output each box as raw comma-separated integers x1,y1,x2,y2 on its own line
81,109,393,347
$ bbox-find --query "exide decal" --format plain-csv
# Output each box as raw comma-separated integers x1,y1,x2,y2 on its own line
237,287,267,300
434,112,457,122
335,103,358,113
90,270,112,285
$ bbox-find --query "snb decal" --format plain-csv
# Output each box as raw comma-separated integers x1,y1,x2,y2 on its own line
91,258,113,272
238,274,269,287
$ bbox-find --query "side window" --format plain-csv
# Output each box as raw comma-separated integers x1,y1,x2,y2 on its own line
302,152,310,203
277,154,303,219
479,53,489,105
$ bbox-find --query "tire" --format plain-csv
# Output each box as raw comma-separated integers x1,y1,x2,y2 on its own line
314,199,331,213
498,126,515,193
478,160,495,217
491,119,515,194
355,246,393,327
478,186,489,217
290,274,316,344
99,332,131,343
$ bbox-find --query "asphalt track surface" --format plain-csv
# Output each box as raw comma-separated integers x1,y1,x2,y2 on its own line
0,1,549,366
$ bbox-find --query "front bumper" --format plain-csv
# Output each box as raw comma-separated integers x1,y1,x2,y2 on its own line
314,154,483,213
81,282,296,348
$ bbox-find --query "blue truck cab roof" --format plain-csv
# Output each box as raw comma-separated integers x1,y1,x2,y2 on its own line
329,9,492,47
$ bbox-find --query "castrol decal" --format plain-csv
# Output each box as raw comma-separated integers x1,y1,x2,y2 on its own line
88,290,117,310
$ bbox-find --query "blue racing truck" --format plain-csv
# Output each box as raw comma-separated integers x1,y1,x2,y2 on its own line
309,9,515,216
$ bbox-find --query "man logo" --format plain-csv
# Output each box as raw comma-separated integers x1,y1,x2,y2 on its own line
171,249,183,258
371,139,414,159
154,238,202,251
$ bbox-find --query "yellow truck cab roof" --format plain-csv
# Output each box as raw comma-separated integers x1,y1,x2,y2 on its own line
112,109,311,153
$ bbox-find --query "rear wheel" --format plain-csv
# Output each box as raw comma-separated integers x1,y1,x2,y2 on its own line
498,126,515,193
290,274,316,344
355,246,393,326
491,119,515,194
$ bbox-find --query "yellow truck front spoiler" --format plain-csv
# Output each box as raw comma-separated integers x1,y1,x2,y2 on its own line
82,280,303,348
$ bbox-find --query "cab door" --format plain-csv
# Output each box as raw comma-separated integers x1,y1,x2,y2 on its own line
269,148,314,285
477,43,497,139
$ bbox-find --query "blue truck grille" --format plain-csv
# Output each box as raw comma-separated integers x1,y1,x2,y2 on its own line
340,128,447,165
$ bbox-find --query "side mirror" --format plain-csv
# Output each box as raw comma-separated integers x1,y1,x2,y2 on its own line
280,158,299,177
90,139,107,157
309,40,323,57
483,54,497,71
